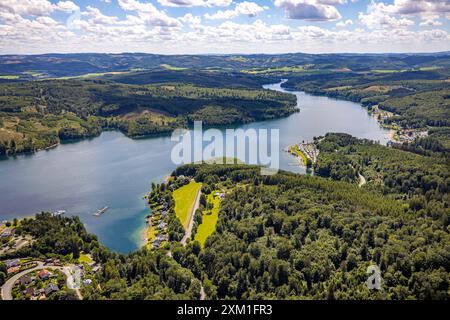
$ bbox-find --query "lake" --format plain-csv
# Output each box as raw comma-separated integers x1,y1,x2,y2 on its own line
0,82,391,253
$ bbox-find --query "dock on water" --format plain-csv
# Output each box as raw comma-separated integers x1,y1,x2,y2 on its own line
93,206,109,217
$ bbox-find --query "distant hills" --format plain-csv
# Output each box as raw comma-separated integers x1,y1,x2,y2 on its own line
1,52,450,79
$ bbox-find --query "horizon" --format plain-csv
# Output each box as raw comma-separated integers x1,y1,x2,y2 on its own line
2,50,450,57
1,0,449,55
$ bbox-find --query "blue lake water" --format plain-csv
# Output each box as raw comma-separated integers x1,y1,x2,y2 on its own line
0,82,391,253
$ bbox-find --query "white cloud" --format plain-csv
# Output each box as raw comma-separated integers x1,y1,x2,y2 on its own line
55,1,79,12
205,1,265,20
419,19,442,27
359,1,414,29
274,0,343,21
157,0,232,7
180,13,202,27
0,0,79,16
336,19,353,27
117,0,181,27
0,0,56,16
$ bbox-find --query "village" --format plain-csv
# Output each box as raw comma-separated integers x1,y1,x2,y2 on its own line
0,222,102,300
287,141,320,168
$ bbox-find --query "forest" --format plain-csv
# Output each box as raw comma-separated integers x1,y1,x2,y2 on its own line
0,79,296,155
3,148,448,300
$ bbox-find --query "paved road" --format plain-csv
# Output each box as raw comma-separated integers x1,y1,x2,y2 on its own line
181,188,202,245
1,261,82,300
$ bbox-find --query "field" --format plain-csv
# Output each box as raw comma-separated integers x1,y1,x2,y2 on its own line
0,75,19,80
173,181,202,229
160,64,188,71
288,144,307,166
194,192,221,247
78,252,93,264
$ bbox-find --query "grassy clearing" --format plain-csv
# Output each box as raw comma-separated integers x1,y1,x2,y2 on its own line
242,66,307,74
195,192,222,247
288,144,307,166
79,253,93,264
173,181,202,229
160,64,188,71
0,75,20,80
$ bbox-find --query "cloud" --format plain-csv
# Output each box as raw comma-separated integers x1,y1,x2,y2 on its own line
0,0,79,16
274,0,343,21
336,19,353,27
359,1,414,29
117,0,181,27
180,13,202,27
157,0,232,7
205,1,265,20
419,19,442,27
55,1,79,12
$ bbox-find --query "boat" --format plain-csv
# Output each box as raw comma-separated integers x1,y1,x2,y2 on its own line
93,206,109,217
52,210,66,216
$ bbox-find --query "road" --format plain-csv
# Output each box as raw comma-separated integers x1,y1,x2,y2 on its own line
1,261,82,300
181,188,202,245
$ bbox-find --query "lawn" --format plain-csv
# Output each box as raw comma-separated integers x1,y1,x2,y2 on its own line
0,75,20,79
160,64,188,71
78,253,93,264
288,144,307,166
173,180,202,229
194,192,222,247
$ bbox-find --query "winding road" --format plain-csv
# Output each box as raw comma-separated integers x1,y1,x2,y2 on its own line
1,261,82,300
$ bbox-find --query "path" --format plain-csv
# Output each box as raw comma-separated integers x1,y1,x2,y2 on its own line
181,188,202,245
1,261,82,300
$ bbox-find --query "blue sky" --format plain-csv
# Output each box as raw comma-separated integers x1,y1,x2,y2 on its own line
0,0,449,54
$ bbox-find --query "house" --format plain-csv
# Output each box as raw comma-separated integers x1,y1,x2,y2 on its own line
44,283,59,296
92,265,101,273
153,239,162,248
5,259,20,269
83,279,92,286
19,274,33,285
158,221,167,230
7,267,19,274
38,269,51,280
0,228,12,238
22,287,37,297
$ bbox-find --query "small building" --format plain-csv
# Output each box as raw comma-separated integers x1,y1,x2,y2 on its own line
5,259,20,269
83,279,92,286
19,274,33,285
7,267,19,274
158,221,167,230
44,283,59,296
91,265,101,273
0,228,12,238
22,287,37,297
38,269,51,280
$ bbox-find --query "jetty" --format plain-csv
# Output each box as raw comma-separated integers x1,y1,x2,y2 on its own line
93,206,109,217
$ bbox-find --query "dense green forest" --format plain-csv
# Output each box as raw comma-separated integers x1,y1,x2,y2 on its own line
2,142,449,299
282,67,450,147
315,134,449,199
0,79,296,155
